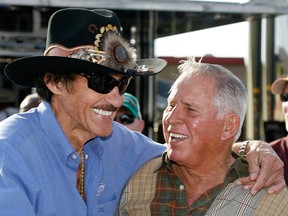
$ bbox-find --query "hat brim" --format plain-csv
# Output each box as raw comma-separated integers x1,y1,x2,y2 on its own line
271,78,288,94
4,56,167,87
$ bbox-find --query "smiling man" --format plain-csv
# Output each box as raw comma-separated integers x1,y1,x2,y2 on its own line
0,8,167,216
117,58,288,216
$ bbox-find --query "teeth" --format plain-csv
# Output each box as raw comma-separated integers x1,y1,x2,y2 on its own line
170,133,188,139
93,108,113,116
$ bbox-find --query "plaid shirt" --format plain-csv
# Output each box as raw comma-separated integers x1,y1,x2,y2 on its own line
117,152,288,216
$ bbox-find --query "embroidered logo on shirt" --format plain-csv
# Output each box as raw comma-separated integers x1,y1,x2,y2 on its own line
97,183,105,197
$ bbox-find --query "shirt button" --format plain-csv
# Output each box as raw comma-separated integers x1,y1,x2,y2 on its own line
179,185,185,190
71,153,78,160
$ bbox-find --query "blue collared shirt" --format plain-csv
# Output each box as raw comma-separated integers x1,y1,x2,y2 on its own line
0,101,165,216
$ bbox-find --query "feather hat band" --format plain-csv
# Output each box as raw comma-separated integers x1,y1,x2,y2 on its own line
4,8,167,87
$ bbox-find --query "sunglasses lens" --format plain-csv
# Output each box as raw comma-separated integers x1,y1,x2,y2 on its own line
115,114,135,125
87,74,111,94
83,73,131,95
280,93,288,102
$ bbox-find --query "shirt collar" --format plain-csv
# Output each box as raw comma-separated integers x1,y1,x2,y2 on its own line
157,151,249,183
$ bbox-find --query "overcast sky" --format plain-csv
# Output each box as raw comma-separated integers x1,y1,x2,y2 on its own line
155,21,249,59
154,0,252,58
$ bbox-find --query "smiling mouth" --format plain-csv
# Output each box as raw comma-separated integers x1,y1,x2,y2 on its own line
92,108,113,116
170,132,188,141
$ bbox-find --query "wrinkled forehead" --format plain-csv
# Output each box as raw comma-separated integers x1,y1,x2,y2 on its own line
169,74,216,100
174,73,214,89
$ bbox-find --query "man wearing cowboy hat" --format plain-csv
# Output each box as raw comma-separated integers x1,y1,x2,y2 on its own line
0,8,285,216
1,8,166,215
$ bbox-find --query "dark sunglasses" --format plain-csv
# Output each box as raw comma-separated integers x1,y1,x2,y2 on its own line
114,114,135,125
80,72,131,95
280,93,288,102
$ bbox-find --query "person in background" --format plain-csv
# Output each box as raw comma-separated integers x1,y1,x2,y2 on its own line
0,88,18,121
19,92,41,113
0,8,285,216
114,92,145,133
270,76,288,185
117,58,288,215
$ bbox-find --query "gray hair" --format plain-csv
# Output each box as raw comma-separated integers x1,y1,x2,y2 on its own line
173,57,248,141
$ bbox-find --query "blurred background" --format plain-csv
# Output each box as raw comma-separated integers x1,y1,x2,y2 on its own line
1,0,288,142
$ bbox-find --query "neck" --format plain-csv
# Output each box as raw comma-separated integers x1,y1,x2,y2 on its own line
172,154,235,205
50,98,92,152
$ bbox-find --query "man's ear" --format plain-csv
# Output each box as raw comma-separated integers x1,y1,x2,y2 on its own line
222,113,240,141
44,74,63,95
139,119,145,133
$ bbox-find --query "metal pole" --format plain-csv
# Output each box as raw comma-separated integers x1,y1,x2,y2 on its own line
264,16,275,121
246,17,262,140
147,10,156,139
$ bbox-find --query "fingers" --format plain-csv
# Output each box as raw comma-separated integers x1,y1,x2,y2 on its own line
250,154,274,194
235,176,253,186
235,177,260,195
245,142,261,182
235,176,286,195
267,178,286,194
237,140,285,195
249,152,284,195
246,156,260,182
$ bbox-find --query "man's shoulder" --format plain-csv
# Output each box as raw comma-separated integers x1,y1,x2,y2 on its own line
117,157,162,216
0,113,36,136
136,156,162,172
207,182,288,216
270,136,288,148
0,111,46,151
270,136,288,157
254,187,288,216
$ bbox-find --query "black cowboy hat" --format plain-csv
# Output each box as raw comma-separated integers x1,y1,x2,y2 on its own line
4,8,167,87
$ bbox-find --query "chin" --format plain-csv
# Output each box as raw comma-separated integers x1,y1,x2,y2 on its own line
168,148,186,162
95,124,113,137
167,149,176,160
101,128,113,137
